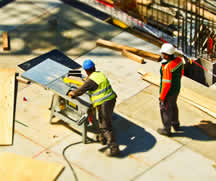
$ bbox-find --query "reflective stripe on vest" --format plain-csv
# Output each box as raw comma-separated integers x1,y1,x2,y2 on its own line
91,85,112,96
89,72,115,107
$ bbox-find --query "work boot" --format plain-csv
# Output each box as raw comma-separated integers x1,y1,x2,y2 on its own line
157,128,171,137
105,144,120,157
96,134,107,145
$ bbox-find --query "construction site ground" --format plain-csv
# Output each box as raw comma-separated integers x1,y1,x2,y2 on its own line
0,0,216,180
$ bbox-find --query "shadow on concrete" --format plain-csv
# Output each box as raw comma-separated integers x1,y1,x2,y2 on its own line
112,113,157,158
172,125,216,141
0,0,14,8
0,0,120,62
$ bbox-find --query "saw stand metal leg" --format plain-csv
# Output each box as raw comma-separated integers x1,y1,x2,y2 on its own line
82,121,87,144
49,94,58,124
49,94,88,144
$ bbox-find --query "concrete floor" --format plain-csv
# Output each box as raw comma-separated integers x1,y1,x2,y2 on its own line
0,0,216,181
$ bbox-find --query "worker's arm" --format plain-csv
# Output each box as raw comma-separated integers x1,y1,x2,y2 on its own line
68,79,98,98
160,66,172,101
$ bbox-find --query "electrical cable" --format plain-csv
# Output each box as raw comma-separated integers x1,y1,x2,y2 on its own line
62,141,82,181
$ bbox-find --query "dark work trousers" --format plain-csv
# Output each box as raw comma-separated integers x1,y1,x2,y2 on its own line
96,98,117,146
160,94,180,132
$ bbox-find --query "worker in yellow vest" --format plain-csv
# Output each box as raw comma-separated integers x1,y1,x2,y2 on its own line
68,59,120,157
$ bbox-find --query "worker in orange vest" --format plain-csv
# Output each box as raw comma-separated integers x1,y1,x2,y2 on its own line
157,43,184,136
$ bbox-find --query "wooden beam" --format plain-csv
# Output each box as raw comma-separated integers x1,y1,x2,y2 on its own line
16,76,30,84
0,152,64,181
2,32,9,51
0,69,16,145
122,49,145,64
138,71,216,118
96,39,161,62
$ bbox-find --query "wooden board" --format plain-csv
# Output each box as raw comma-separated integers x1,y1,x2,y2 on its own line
96,39,161,61
139,71,216,118
2,32,9,51
0,152,64,181
122,49,145,64
16,76,30,84
0,68,16,145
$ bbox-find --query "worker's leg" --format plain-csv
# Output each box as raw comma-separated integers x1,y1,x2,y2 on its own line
159,97,172,133
170,95,180,130
98,98,120,156
99,98,117,145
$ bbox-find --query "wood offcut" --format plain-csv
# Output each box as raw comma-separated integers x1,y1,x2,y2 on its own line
2,32,9,51
16,76,30,84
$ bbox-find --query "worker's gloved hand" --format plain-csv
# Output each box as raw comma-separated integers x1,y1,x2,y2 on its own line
159,99,168,111
68,90,76,98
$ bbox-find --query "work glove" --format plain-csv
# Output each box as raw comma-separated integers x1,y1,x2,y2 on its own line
159,99,168,111
67,90,76,98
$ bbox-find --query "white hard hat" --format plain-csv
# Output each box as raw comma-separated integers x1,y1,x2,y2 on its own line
160,43,176,55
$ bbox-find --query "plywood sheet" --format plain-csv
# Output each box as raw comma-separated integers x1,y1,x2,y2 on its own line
0,152,64,181
140,72,216,118
0,68,16,145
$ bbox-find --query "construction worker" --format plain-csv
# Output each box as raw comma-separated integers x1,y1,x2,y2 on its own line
68,59,120,156
157,43,184,136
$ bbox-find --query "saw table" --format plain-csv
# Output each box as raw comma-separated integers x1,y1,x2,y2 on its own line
21,58,94,143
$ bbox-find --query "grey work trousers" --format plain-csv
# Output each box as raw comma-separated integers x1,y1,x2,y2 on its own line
96,98,117,146
160,95,180,132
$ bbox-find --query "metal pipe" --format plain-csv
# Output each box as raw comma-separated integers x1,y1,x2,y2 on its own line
189,0,193,56
194,0,198,57
198,0,201,56
177,0,180,48
185,0,188,54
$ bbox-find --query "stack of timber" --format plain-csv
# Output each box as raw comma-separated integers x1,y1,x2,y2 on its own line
96,39,161,62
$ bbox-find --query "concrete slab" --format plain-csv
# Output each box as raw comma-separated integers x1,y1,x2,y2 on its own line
27,0,62,10
134,147,216,181
34,150,102,181
47,113,186,181
0,132,43,157
15,84,74,148
0,0,46,33
56,4,122,39
116,85,216,161
112,114,182,166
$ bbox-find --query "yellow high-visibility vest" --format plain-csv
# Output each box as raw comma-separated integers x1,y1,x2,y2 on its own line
89,72,115,107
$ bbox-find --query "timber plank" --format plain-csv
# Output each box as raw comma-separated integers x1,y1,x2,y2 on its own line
0,152,64,181
139,71,216,118
122,49,145,64
96,39,161,61
0,68,16,145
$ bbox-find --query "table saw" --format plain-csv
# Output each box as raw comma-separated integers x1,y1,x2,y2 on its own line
22,58,98,143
